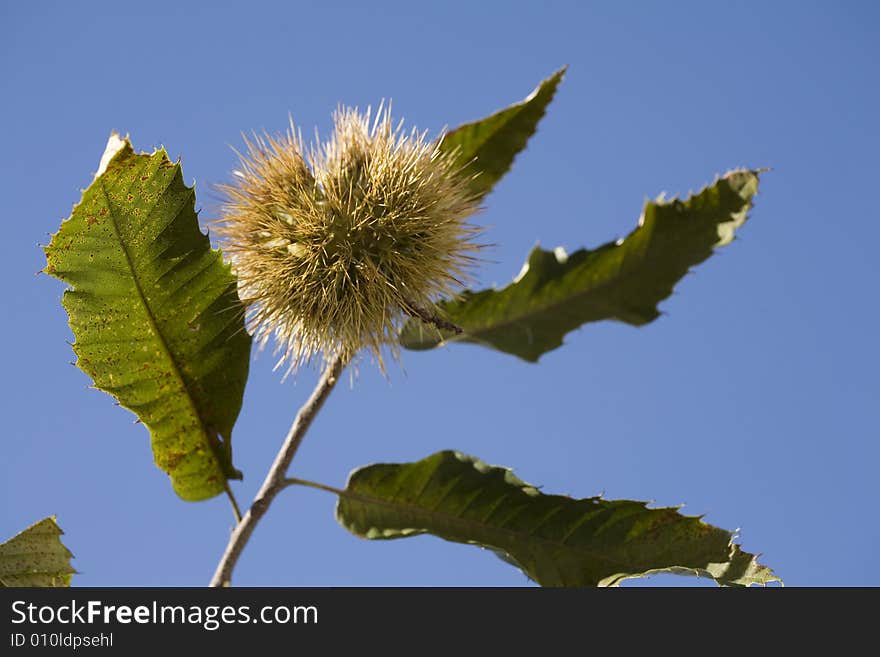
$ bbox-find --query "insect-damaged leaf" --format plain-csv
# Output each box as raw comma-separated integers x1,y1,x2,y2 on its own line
44,135,251,501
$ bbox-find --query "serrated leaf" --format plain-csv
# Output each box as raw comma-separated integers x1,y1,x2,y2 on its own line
440,67,565,200
0,518,76,587
401,170,761,361
336,451,779,587
44,135,251,501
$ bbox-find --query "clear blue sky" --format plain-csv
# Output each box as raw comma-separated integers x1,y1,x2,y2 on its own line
3,0,877,586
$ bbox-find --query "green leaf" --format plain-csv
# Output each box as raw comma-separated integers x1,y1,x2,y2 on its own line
336,451,779,587
440,67,565,200
401,170,761,361
44,135,251,501
0,517,76,587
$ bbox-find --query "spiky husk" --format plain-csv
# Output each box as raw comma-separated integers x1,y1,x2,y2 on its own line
216,106,482,374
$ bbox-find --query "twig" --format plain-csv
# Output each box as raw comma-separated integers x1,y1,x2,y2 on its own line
209,355,348,587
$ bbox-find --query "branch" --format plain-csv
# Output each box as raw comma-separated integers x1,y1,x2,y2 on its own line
209,355,348,587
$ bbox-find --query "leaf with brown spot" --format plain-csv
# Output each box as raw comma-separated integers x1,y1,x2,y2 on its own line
44,135,251,501
0,517,76,587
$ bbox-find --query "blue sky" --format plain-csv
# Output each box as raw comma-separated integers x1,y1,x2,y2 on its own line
2,0,877,586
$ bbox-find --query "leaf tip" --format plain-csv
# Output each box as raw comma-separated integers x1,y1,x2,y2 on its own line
95,132,129,179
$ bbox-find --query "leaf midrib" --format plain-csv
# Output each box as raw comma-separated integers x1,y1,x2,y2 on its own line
98,172,218,467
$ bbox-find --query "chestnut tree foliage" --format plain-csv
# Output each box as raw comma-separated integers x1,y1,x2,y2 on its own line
2,69,779,588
